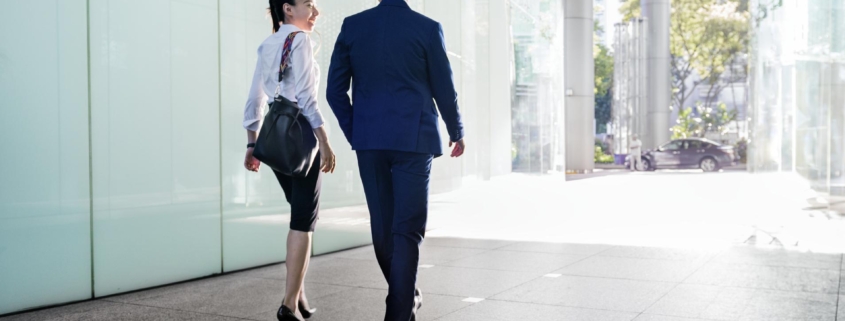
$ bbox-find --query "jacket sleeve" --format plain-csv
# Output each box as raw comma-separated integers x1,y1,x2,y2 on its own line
425,23,464,142
326,18,354,144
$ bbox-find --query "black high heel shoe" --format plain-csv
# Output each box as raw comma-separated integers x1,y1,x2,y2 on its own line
298,298,317,319
276,305,303,321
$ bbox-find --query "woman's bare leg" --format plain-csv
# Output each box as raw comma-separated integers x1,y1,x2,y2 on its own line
283,230,313,315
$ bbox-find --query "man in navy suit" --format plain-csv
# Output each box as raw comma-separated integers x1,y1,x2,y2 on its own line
326,0,465,320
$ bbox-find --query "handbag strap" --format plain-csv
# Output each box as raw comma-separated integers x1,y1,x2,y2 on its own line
278,31,304,84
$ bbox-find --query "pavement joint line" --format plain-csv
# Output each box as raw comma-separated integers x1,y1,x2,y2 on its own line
406,261,552,274
434,296,652,320
491,241,520,250
476,297,651,315
410,244,499,264
461,297,485,303
632,243,728,320
635,312,725,321
453,244,622,310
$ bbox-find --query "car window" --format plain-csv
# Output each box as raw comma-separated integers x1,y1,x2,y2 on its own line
661,141,683,151
688,140,702,149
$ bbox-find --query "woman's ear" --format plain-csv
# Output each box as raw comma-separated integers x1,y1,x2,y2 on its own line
283,3,293,18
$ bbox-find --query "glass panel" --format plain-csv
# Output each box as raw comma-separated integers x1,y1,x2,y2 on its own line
750,0,845,201
0,0,92,314
89,0,222,296
509,0,565,173
293,0,375,256
220,0,293,272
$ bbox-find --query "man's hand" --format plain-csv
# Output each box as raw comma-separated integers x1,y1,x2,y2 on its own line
449,139,465,158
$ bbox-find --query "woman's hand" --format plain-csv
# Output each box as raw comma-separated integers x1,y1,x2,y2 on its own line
319,142,336,173
245,148,260,172
313,126,336,173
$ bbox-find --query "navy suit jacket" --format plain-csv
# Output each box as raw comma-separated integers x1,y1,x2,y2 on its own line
326,0,464,157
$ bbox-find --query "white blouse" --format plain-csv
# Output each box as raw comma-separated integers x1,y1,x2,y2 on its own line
243,24,325,131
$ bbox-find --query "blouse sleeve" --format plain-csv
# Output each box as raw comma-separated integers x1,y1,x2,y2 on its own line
243,48,268,132
290,33,325,129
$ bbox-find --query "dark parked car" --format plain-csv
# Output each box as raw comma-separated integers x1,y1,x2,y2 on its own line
627,138,736,172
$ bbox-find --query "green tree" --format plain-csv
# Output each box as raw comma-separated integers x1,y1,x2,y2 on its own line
671,107,700,139
620,0,641,21
671,102,738,139
699,102,738,137
594,22,613,133
620,0,749,109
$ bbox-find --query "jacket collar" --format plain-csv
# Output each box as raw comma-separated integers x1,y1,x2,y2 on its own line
379,0,410,9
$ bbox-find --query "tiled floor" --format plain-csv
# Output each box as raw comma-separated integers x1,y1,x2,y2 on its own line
4,172,845,320
2,238,842,321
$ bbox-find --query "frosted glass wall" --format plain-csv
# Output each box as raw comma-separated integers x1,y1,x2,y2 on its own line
220,0,295,273
0,0,92,314
87,0,223,296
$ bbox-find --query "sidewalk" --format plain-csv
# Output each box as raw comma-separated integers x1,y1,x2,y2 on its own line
3,172,844,320
2,238,842,321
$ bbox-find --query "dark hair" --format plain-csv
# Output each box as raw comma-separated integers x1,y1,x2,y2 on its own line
269,0,297,33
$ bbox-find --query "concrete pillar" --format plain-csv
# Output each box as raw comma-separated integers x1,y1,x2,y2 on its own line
564,0,595,173
642,0,671,149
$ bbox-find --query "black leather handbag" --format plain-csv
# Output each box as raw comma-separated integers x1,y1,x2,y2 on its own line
252,31,318,177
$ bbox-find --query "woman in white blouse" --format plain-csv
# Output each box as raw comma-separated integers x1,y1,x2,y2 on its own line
242,1,335,320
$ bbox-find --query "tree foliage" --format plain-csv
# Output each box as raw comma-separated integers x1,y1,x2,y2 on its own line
594,21,614,133
620,0,641,21
620,0,749,110
671,103,738,139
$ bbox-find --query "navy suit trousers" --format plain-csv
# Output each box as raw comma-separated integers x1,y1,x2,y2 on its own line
356,150,432,321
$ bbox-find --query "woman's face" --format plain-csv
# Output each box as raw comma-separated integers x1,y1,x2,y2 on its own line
284,0,320,32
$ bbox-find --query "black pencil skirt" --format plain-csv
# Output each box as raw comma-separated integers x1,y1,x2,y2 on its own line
272,152,321,232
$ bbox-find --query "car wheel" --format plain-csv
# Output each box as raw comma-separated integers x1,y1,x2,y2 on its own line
700,157,718,172
642,158,653,171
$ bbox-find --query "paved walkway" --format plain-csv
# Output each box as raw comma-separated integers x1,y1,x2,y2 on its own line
2,239,842,320
4,171,845,320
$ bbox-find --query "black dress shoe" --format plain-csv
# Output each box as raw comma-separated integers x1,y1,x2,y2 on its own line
277,305,304,321
414,288,423,311
410,288,423,321
298,298,316,319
